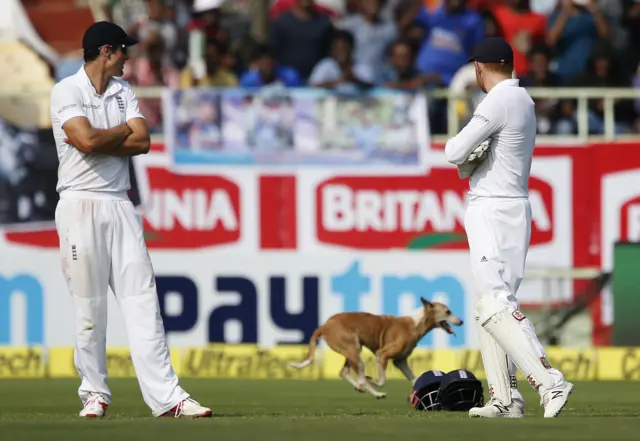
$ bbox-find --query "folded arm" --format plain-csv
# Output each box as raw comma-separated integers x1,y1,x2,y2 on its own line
444,99,507,165
62,116,132,154
106,117,150,156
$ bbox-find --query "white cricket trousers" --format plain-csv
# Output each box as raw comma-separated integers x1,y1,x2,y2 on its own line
55,191,188,416
464,197,531,309
465,196,566,389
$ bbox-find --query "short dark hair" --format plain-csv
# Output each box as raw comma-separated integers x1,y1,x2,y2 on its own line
332,29,355,49
206,38,228,54
83,48,101,63
483,61,514,75
386,39,415,58
251,44,273,62
528,45,552,61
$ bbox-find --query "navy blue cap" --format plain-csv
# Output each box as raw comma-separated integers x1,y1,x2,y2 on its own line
82,21,139,52
469,37,513,64
413,370,445,392
410,370,445,411
443,369,479,383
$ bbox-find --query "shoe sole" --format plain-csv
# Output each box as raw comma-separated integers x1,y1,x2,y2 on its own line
469,412,524,419
546,384,574,418
161,410,214,419
80,413,106,418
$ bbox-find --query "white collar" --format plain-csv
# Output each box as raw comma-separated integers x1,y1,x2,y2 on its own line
77,65,123,98
490,78,520,92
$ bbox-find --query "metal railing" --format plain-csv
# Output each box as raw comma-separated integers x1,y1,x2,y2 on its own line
3,86,639,143
435,87,640,143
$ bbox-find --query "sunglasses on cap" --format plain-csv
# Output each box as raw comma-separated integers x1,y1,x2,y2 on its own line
98,44,129,55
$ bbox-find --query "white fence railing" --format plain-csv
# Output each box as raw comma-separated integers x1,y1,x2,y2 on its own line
2,87,639,143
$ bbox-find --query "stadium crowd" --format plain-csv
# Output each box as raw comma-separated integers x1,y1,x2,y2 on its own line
55,0,640,135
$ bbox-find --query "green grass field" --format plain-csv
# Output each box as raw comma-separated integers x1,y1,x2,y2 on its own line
1,379,639,441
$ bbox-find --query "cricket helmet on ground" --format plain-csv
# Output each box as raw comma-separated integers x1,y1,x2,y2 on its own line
437,369,485,411
409,370,445,411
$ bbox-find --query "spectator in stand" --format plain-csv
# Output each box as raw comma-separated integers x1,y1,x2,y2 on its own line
337,0,397,74
481,10,503,38
269,0,335,81
308,30,375,92
123,29,180,134
622,0,640,80
269,0,340,18
180,39,238,87
186,1,230,81
558,42,635,134
127,0,178,57
399,21,427,56
520,45,564,87
240,45,303,88
546,0,610,84
414,0,484,87
378,40,435,90
519,45,565,134
492,0,547,77
413,0,484,134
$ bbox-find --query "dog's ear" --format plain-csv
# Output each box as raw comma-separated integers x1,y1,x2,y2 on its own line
421,297,433,307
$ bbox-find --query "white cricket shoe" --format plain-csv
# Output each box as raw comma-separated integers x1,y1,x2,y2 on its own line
162,398,212,419
469,397,525,418
79,393,108,418
541,382,574,418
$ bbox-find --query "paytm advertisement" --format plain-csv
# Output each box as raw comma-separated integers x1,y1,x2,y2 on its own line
0,251,477,349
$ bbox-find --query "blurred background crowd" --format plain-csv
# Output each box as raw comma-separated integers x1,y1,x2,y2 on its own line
43,0,640,136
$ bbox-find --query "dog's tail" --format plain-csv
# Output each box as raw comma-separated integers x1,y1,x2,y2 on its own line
288,326,323,369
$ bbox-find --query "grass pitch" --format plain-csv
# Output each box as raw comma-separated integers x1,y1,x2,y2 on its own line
1,379,639,441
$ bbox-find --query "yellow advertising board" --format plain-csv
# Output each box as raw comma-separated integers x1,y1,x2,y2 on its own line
0,347,46,378
2,346,640,380
48,347,182,378
180,345,323,379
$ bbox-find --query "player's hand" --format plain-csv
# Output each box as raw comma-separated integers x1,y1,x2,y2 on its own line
466,138,491,164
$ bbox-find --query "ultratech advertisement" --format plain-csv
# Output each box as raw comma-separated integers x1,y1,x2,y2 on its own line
5,346,640,380
47,347,183,378
0,348,45,378
180,345,322,379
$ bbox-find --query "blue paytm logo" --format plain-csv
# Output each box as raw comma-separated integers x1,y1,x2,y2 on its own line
331,260,466,347
0,274,44,345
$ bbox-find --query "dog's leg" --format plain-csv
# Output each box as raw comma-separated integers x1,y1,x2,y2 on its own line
392,358,416,383
367,353,388,387
355,355,386,399
339,359,364,392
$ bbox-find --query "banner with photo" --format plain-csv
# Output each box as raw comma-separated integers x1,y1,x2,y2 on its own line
163,87,429,171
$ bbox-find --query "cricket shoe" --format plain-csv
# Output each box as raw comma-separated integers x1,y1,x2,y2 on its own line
541,382,574,418
162,398,212,419
79,393,108,418
469,397,525,418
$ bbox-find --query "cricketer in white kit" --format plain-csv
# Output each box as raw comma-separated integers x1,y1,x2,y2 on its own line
50,21,212,419
444,37,574,419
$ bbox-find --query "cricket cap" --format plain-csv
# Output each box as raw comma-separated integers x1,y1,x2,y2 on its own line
82,21,139,53
469,37,514,64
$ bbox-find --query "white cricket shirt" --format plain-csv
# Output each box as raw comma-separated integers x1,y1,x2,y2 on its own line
444,79,536,199
50,66,145,196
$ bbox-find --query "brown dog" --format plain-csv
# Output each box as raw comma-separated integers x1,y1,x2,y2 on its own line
289,297,463,398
